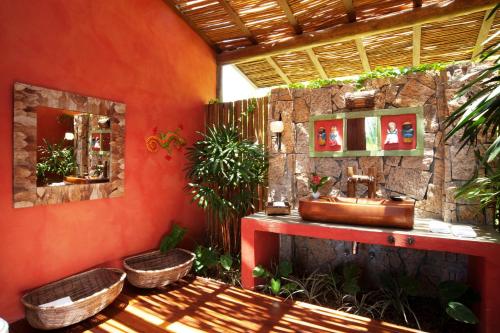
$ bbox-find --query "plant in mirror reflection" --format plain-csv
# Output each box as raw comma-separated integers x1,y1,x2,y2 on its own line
36,139,77,185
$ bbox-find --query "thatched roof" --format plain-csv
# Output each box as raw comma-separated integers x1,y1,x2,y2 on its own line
164,0,499,87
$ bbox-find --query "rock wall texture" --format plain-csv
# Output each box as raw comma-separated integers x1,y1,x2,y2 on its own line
269,63,490,281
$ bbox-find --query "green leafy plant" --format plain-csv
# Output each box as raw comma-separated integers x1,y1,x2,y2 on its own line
159,224,187,253
252,261,298,296
186,125,268,254
309,173,330,193
285,63,449,90
438,280,479,325
443,36,500,226
194,245,241,286
36,139,77,184
372,273,421,330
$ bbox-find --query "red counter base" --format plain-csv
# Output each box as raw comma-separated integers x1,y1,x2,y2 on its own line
241,211,500,333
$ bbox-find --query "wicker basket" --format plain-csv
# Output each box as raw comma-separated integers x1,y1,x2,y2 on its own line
123,249,195,288
21,268,126,330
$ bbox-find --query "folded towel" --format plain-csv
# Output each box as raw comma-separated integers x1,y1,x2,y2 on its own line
429,221,451,234
451,225,477,238
39,296,73,308
272,201,286,207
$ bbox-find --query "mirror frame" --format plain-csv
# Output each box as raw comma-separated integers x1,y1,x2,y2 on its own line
308,106,424,158
13,82,126,208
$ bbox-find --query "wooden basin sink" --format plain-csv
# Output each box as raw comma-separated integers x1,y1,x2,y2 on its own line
64,176,109,184
298,196,415,229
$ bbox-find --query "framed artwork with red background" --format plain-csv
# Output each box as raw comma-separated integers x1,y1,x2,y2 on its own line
314,119,343,152
381,114,417,150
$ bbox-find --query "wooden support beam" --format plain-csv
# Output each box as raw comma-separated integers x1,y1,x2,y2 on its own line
413,0,423,8
413,25,422,66
355,38,371,72
305,48,328,79
276,0,302,34
217,0,258,44
342,0,356,22
471,9,496,59
216,64,223,101
217,0,497,65
162,0,220,52
266,57,292,85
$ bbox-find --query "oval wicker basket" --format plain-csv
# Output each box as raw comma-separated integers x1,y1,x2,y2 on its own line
21,268,126,330
123,248,195,288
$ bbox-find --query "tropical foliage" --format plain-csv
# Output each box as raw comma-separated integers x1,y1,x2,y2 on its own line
443,34,500,227
36,139,77,184
185,125,268,254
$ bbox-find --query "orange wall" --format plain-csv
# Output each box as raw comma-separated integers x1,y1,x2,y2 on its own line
0,0,215,322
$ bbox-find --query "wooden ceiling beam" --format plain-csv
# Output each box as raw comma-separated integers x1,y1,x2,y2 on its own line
471,9,496,59
355,39,371,72
266,57,292,84
305,48,328,79
276,0,303,34
413,25,422,66
342,0,356,22
217,0,258,44
162,0,220,52
217,0,497,65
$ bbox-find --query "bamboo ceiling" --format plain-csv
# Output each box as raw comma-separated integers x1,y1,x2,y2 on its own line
165,0,499,87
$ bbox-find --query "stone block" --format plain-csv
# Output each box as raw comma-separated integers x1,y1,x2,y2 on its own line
310,87,332,115
394,79,435,107
386,168,432,200
314,158,342,179
295,122,309,153
450,146,476,180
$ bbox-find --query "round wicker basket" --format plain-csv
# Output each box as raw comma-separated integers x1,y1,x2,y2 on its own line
123,248,195,288
21,268,126,330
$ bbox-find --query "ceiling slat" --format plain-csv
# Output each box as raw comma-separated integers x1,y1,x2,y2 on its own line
471,9,496,59
305,48,328,79
162,0,219,52
217,0,497,65
355,38,371,72
266,57,292,84
216,0,258,44
413,25,422,66
276,0,303,34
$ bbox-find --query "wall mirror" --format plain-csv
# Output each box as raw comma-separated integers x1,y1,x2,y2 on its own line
13,82,126,208
309,107,423,157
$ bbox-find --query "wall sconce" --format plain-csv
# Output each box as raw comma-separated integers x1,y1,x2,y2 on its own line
270,113,284,151
64,132,75,140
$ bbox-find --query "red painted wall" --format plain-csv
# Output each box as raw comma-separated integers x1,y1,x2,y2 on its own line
0,0,215,322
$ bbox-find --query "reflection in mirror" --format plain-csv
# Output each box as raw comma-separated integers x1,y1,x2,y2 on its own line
36,107,111,187
365,117,378,151
346,117,378,151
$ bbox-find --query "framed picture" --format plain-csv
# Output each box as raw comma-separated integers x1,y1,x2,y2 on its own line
309,107,423,157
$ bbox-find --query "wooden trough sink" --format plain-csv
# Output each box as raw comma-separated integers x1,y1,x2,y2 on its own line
298,196,415,229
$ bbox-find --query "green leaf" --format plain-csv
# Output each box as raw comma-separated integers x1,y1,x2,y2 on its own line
219,254,233,271
278,261,293,278
270,278,281,295
252,265,269,278
159,224,187,253
283,282,298,292
439,281,469,302
194,246,219,273
446,302,479,324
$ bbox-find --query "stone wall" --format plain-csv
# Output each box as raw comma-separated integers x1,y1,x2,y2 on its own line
268,63,490,281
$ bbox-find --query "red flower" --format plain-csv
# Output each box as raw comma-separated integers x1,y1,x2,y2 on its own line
312,175,321,185
152,126,158,134
178,124,184,130
164,155,172,160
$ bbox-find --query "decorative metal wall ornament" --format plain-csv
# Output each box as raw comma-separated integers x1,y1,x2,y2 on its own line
146,126,186,160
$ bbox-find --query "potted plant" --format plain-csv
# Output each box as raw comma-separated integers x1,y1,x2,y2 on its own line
309,173,330,199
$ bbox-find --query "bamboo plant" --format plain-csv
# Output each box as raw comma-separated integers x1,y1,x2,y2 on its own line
185,125,268,255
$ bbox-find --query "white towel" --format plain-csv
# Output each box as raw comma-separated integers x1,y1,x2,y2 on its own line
429,221,451,234
451,225,477,238
272,201,286,207
39,296,73,308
